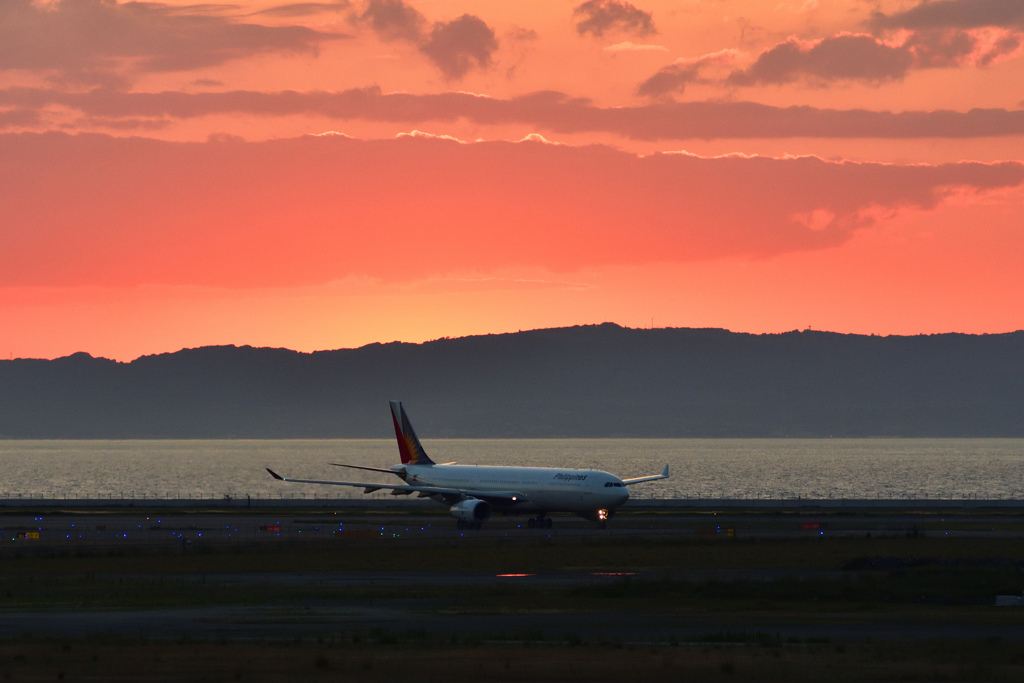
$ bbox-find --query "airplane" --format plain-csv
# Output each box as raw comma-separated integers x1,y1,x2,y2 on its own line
266,401,668,530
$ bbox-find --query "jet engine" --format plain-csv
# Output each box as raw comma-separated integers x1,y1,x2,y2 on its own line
449,499,492,522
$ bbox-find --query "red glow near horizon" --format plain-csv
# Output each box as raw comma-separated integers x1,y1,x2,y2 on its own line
2,1,1023,360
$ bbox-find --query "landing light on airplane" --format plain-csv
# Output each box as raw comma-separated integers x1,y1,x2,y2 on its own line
597,509,609,521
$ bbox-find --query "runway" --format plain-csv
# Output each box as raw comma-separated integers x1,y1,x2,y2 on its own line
2,504,1024,552
6,599,1024,643
2,504,1024,646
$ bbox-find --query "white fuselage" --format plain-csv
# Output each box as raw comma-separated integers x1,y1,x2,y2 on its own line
400,464,630,515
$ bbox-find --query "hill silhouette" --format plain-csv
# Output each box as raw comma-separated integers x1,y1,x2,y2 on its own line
2,324,1023,438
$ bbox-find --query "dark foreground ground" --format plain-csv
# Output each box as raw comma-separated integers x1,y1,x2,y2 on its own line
2,505,1024,681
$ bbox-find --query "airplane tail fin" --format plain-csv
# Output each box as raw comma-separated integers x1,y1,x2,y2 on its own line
390,401,435,465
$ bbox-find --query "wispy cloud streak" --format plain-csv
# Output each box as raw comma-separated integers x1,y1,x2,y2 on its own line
7,87,1024,139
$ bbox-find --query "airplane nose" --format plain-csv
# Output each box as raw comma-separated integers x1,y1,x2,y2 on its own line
617,487,629,504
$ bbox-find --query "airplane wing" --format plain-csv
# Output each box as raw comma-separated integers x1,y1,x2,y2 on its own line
266,469,527,505
622,464,669,485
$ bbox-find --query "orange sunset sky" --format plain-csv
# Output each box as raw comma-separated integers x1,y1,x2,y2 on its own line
3,0,1024,360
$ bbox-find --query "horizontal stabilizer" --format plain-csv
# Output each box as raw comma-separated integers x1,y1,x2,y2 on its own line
331,463,400,475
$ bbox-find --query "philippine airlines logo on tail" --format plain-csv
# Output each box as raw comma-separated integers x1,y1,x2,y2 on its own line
390,400,435,465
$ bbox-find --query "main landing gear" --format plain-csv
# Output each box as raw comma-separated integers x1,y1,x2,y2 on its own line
527,516,553,529
456,520,482,530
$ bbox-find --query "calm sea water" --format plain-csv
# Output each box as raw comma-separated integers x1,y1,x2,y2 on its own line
1,439,1022,501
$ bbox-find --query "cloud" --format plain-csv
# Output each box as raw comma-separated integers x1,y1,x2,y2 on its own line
251,2,349,18
637,50,741,97
354,1,498,79
604,41,668,52
0,108,39,128
358,0,425,43
911,26,1023,66
420,15,499,80
0,0,345,85
508,27,538,43
871,0,1024,30
69,115,171,131
727,33,913,85
2,132,1021,289
573,0,655,37
396,129,467,142
725,29,1022,86
636,63,701,97
8,86,1024,140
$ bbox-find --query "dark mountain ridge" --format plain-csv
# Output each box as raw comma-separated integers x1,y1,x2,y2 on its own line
2,324,1023,438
